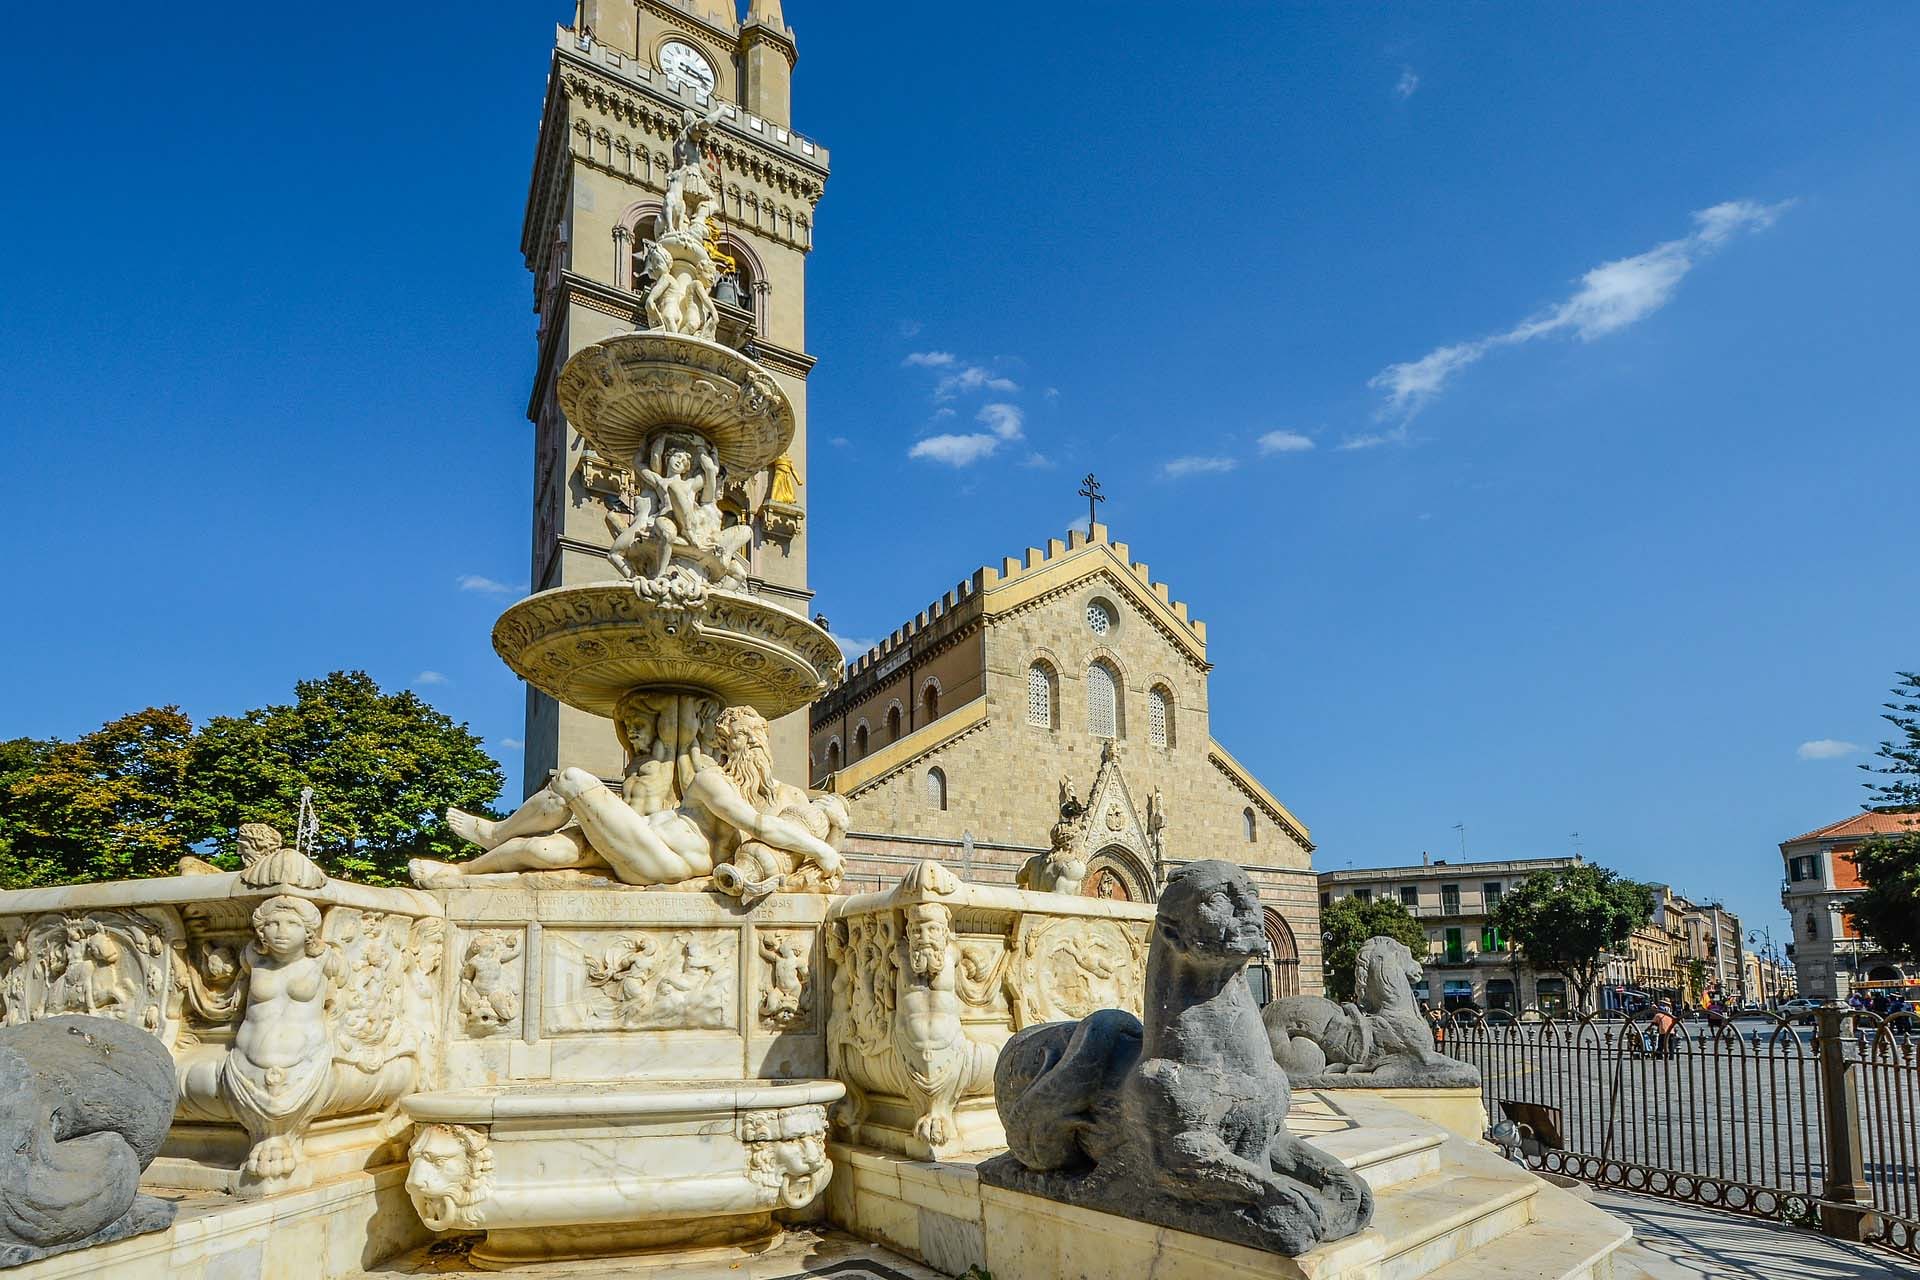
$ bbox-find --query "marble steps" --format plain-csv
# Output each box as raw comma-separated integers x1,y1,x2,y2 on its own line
1416,1175,1633,1280
1365,1165,1540,1280
1314,1119,1451,1193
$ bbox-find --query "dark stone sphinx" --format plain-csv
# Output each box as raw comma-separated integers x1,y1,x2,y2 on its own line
979,861,1374,1256
1266,935,1481,1089
0,1016,178,1268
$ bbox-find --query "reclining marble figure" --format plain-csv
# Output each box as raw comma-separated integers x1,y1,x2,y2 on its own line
415,705,846,896
1265,935,1481,1089
0,1015,177,1267
979,860,1374,1256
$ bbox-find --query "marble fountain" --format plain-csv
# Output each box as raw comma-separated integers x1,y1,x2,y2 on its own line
0,106,1641,1280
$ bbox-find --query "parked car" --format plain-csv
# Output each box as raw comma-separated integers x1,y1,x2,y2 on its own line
1780,998,1822,1023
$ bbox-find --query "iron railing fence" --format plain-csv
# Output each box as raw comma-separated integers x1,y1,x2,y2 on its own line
1440,1008,1920,1262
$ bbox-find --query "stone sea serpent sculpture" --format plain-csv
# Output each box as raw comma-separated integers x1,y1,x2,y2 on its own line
1265,934,1482,1089
0,1015,177,1268
980,860,1374,1256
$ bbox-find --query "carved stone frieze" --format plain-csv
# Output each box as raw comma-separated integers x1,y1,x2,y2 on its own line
755,929,814,1032
548,930,737,1032
1007,915,1148,1029
2,910,175,1036
458,931,523,1034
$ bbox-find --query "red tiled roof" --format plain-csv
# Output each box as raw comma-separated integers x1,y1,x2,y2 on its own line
1783,811,1919,846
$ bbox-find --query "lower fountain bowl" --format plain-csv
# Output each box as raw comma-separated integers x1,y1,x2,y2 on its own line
399,1077,844,1268
492,584,843,721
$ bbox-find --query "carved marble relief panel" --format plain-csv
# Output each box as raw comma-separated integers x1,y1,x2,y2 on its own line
1,910,177,1036
543,929,738,1033
753,928,816,1034
458,929,525,1036
1006,915,1149,1029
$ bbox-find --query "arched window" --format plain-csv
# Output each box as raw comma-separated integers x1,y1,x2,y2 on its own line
1087,661,1119,739
1148,686,1173,748
926,766,948,811
921,680,940,725
1243,807,1257,843
886,703,902,741
1027,662,1057,728
853,721,869,759
827,739,842,772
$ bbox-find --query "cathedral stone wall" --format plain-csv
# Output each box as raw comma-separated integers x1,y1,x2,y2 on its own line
811,528,1324,995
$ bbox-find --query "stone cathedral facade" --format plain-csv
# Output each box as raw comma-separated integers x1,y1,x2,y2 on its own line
810,526,1325,997
519,0,825,792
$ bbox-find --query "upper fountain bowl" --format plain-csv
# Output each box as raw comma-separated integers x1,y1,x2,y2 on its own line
492,584,843,722
557,332,794,474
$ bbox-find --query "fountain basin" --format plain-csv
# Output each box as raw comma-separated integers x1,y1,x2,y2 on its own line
492,583,842,721
556,331,794,474
400,1077,842,1268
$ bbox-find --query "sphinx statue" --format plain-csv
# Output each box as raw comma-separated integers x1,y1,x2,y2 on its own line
0,1015,177,1266
979,861,1373,1256
1265,935,1481,1089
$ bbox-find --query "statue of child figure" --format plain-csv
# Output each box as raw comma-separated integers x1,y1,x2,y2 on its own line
221,896,343,1193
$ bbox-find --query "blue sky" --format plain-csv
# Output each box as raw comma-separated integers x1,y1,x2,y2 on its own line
2,4,1916,941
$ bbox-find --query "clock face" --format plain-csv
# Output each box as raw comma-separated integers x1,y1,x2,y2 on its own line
658,40,716,94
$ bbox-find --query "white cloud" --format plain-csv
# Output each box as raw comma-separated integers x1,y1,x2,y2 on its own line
1797,739,1861,761
1065,512,1093,538
1395,67,1420,100
1021,452,1055,469
903,350,955,367
1161,455,1239,479
936,365,1020,398
413,670,449,686
899,320,923,338
977,402,1024,440
1258,430,1316,455
828,435,851,448
456,574,516,595
498,737,524,750
1337,425,1410,451
1370,199,1792,417
909,433,1001,466
832,634,878,662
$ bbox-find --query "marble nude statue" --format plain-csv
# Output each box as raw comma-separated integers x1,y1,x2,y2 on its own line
980,860,1374,1257
0,1015,177,1267
639,103,729,339
604,433,752,603
416,705,846,897
1265,935,1481,1090
893,881,996,1151
179,896,344,1193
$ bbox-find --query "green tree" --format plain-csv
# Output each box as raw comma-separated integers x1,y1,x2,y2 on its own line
182,671,503,886
0,709,197,888
1846,672,1920,960
1320,895,1429,1002
1492,863,1654,1014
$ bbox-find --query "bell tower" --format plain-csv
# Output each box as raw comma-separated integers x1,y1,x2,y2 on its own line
520,1,827,793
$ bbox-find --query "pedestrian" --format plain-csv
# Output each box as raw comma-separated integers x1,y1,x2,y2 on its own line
1651,1002,1679,1060
1426,1003,1446,1049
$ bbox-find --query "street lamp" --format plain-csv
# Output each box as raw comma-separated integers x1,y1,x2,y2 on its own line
1747,927,1781,1012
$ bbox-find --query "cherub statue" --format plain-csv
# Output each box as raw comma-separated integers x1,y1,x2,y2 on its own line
606,435,751,596
758,934,810,1026
214,896,345,1193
